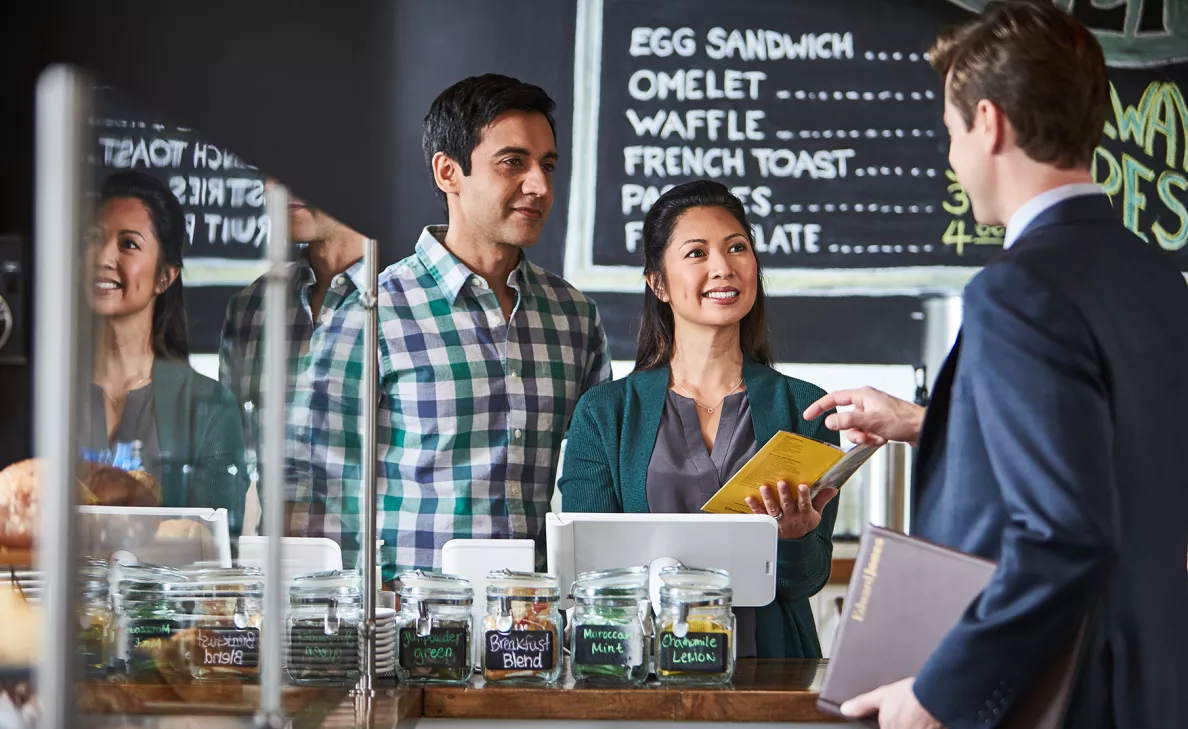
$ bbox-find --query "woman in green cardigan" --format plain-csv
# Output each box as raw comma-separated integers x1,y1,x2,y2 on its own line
558,180,840,659
86,170,249,538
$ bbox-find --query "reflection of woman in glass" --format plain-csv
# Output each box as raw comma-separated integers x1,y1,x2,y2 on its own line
86,170,248,537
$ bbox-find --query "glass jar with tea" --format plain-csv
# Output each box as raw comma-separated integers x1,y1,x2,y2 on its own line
480,570,561,684
394,571,473,684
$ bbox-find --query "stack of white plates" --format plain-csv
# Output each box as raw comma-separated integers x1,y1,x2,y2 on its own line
5,570,43,604
367,607,397,676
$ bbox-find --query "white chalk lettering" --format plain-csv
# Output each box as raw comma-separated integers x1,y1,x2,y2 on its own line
621,183,678,215
99,137,189,169
750,148,855,179
729,185,773,217
625,220,644,252
623,146,747,178
203,213,271,247
629,26,697,57
625,109,765,142
169,176,264,208
627,69,765,102
705,28,854,61
753,223,823,254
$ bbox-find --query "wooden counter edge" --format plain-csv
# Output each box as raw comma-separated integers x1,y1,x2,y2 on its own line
679,688,848,723
422,683,681,721
423,683,844,723
828,557,855,584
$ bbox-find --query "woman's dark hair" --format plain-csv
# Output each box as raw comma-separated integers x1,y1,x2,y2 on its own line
635,180,773,371
422,73,557,214
99,170,190,361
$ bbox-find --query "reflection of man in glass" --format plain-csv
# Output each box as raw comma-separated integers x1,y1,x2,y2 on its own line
218,180,367,534
88,170,248,536
287,75,611,578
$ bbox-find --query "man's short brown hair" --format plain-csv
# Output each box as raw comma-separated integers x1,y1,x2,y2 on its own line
930,0,1109,169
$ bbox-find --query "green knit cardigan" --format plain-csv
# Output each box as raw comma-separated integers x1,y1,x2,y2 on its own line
152,360,249,538
557,358,839,658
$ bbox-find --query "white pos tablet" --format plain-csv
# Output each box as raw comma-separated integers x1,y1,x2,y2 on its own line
545,512,779,610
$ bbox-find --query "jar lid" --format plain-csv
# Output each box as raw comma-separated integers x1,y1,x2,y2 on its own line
289,569,362,605
78,557,109,598
571,566,648,601
170,567,264,598
398,570,473,602
485,569,560,598
658,566,732,604
116,561,186,598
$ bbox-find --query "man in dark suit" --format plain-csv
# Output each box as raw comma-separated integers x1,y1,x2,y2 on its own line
804,2,1188,728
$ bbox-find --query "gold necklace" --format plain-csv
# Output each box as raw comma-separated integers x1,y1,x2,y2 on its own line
100,375,152,406
673,377,744,415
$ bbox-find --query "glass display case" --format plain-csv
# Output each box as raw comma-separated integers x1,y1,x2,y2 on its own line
2,67,392,728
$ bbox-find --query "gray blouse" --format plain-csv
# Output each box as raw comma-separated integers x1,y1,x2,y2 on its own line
85,383,163,485
646,389,760,658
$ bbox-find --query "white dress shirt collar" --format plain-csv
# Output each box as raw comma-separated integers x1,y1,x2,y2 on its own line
1004,183,1105,249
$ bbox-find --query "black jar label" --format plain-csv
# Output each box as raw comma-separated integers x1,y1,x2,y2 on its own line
484,630,554,671
399,627,468,669
197,628,260,668
658,631,728,673
574,624,642,666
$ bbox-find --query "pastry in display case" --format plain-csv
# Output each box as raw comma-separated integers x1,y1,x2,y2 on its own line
0,456,163,557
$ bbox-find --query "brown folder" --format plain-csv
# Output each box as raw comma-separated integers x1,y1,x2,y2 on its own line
817,526,1087,729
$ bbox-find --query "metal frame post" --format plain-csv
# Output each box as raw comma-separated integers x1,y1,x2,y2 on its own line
257,184,291,728
355,237,379,695
34,63,92,729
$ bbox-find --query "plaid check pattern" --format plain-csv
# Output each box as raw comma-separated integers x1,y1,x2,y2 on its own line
286,226,612,577
219,252,367,461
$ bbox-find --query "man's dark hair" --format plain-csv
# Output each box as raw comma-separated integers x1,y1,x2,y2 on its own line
930,0,1109,169
422,74,557,213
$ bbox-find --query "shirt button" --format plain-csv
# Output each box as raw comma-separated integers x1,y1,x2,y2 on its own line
514,429,523,439
473,276,488,289
334,275,346,287
511,369,520,379
319,310,332,325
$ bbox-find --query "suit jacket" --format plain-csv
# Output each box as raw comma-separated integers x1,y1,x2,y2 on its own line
558,358,839,658
911,194,1188,729
153,360,249,538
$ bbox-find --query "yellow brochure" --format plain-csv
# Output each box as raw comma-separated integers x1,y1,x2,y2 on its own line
700,431,879,515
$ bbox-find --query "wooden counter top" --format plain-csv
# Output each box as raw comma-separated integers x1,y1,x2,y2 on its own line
75,681,422,728
422,659,844,723
829,557,856,584
57,660,839,725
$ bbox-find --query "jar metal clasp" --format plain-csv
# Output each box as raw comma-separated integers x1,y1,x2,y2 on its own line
673,603,690,638
323,597,341,636
416,599,433,637
233,596,248,629
496,596,513,633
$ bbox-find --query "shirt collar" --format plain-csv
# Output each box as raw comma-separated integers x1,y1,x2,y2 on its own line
340,257,367,291
292,246,366,291
1004,183,1105,249
414,225,530,305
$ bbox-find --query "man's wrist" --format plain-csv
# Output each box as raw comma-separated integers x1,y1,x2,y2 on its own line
905,403,926,446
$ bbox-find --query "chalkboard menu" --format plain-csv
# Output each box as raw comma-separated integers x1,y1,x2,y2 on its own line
89,87,269,290
565,0,1188,297
1094,62,1188,265
71,1,1187,361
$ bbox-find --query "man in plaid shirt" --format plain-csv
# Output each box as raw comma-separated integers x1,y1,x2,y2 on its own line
287,75,611,577
219,187,368,533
